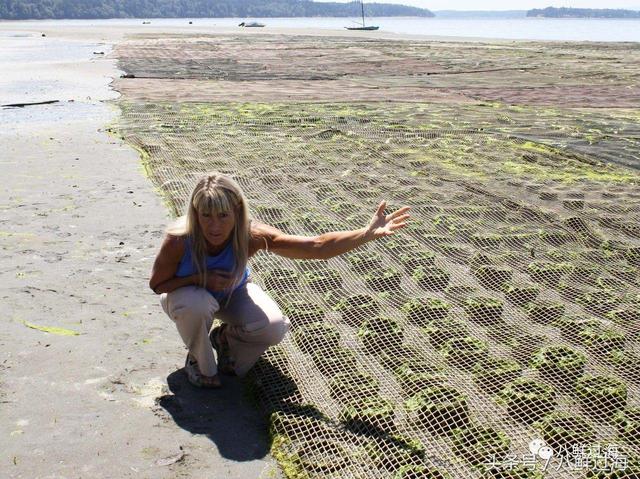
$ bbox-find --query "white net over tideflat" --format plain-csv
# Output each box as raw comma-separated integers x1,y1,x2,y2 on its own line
114,35,640,478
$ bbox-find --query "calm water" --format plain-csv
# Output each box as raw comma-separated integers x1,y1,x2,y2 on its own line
3,17,640,42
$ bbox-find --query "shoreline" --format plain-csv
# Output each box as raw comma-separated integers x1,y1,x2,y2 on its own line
0,21,509,43
3,19,640,44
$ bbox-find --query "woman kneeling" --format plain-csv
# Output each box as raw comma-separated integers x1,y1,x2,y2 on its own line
149,172,410,388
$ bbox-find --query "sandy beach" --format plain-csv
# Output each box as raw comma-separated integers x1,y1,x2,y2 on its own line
2,20,640,479
0,22,294,479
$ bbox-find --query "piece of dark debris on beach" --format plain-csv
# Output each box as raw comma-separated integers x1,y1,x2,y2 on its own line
2,100,60,108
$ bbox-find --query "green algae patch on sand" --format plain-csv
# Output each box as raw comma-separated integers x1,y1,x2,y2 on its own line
0,231,36,239
22,320,80,336
441,158,490,180
501,159,637,183
131,143,153,180
117,132,180,215
270,435,310,479
516,140,559,155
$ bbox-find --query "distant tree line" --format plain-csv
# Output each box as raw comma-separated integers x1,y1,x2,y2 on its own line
527,7,640,18
0,0,433,20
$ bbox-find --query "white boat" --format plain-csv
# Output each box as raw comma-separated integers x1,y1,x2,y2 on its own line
239,22,266,28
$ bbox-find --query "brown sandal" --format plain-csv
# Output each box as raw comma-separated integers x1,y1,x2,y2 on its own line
184,354,221,388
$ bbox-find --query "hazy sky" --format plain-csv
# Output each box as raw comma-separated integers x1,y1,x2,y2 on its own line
318,1,640,10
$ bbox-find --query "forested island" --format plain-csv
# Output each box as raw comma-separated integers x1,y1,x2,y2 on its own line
0,0,433,20
527,7,640,18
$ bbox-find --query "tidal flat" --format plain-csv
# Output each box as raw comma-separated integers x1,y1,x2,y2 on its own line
1,22,639,478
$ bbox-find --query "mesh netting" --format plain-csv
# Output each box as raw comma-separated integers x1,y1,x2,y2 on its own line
114,34,640,91
113,35,640,479
113,35,640,170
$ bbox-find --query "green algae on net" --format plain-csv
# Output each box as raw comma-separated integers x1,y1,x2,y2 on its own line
118,101,640,186
114,99,640,479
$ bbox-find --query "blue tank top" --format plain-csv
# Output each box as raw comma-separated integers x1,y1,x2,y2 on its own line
175,236,249,302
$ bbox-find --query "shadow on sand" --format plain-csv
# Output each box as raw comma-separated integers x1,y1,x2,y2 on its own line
156,368,271,461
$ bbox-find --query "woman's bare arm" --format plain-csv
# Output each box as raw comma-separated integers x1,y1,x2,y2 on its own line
251,201,410,260
149,234,194,294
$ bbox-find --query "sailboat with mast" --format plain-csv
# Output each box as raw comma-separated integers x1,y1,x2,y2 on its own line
345,0,379,30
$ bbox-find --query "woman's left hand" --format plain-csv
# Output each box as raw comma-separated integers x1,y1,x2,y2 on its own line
364,200,411,240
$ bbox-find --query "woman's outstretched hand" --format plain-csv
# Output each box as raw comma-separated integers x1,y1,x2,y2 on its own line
364,200,411,240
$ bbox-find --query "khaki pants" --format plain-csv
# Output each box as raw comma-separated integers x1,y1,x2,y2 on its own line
160,282,289,377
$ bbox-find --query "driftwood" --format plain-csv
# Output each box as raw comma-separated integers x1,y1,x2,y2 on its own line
2,100,59,108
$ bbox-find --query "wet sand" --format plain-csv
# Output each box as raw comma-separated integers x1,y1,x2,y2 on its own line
0,22,286,479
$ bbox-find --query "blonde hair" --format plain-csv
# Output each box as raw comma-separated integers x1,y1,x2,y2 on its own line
167,172,250,305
